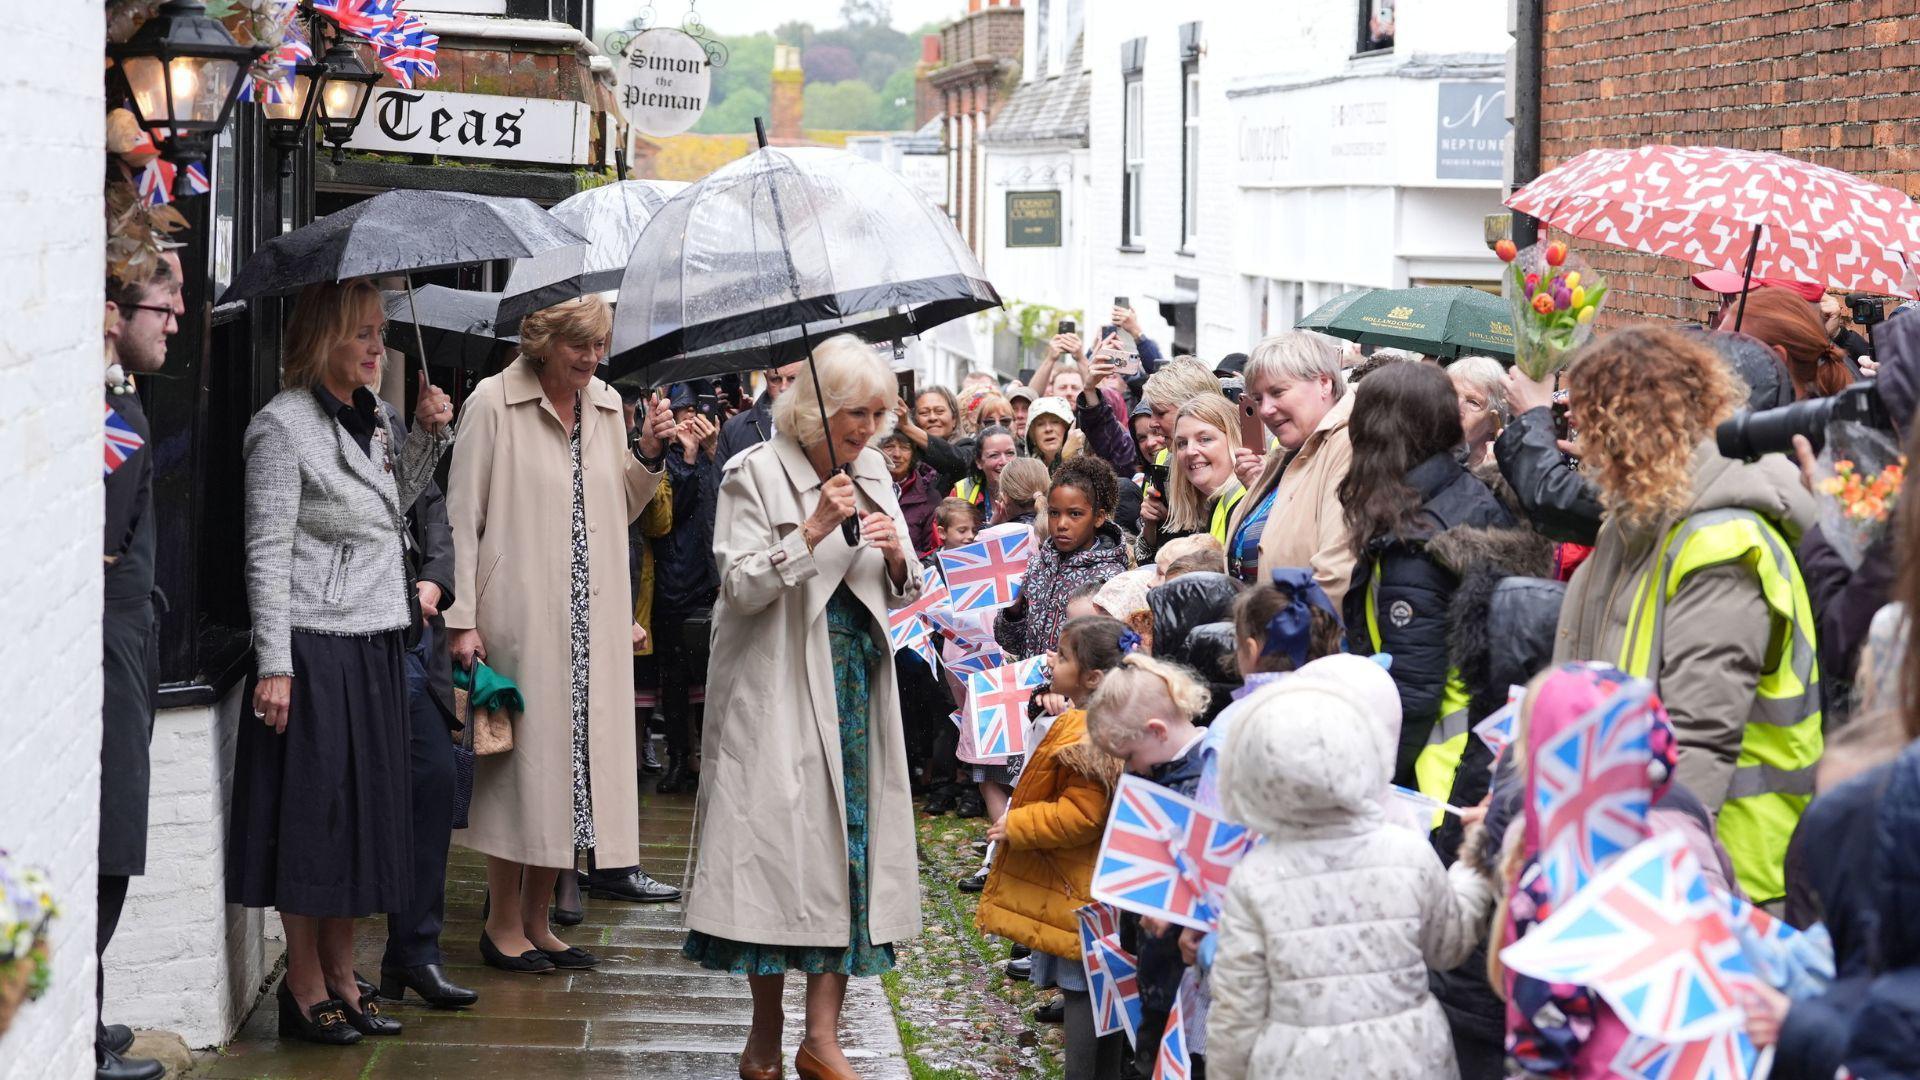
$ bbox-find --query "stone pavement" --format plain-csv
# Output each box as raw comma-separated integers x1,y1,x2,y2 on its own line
188,788,910,1079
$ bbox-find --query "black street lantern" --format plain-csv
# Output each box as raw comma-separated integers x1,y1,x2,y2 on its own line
108,0,263,185
315,39,379,162
261,51,329,176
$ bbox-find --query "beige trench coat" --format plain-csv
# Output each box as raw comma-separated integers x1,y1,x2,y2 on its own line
683,433,924,949
443,356,661,869
1222,391,1358,607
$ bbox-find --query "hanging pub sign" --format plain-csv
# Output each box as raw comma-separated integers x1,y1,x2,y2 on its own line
1006,190,1062,248
617,28,711,137
346,87,593,165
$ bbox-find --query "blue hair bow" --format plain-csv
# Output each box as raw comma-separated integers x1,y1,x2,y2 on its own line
1262,567,1346,668
1118,628,1142,655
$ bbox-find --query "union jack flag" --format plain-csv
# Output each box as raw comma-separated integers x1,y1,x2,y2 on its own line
1499,832,1759,1042
136,160,210,206
943,632,1004,675
964,656,1045,759
1473,683,1527,761
376,12,440,88
104,402,145,477
1077,903,1143,1044
1611,1029,1757,1080
237,18,310,103
1533,676,1656,902
1092,774,1255,932
937,530,1033,612
1152,983,1191,1080
312,0,396,39
886,565,951,652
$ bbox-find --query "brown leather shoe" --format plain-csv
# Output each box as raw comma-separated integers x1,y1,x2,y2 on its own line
737,1055,783,1080
794,1043,858,1080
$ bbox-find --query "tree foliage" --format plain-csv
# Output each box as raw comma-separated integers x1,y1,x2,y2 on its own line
679,6,928,134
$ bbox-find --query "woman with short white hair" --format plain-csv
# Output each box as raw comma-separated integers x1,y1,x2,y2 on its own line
1447,355,1508,468
683,334,924,1080
1223,331,1358,601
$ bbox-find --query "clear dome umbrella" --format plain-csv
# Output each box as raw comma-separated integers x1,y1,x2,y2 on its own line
496,179,687,335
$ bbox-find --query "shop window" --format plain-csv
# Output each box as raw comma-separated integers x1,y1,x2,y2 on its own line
1119,37,1145,250
1358,0,1394,54
1180,63,1199,250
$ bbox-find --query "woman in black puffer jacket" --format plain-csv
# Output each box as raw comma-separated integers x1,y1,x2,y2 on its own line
1338,362,1514,791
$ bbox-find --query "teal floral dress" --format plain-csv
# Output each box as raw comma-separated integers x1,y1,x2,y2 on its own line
683,585,896,976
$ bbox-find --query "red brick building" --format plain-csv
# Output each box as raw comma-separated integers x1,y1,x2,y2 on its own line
924,0,1025,261
1535,0,1920,325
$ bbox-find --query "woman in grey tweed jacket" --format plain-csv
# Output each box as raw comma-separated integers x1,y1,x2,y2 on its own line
228,278,453,1046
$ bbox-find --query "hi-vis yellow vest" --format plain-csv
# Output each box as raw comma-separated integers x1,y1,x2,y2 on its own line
1618,508,1823,903
1209,485,1248,547
1364,560,1472,819
953,476,984,505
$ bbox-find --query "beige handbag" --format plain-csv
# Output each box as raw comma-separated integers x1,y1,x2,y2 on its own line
454,685,515,756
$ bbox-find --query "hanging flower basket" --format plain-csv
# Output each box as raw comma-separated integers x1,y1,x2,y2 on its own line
0,852,57,1040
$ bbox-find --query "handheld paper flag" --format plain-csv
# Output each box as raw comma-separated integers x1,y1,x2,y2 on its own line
104,402,145,477
1077,903,1143,1045
938,530,1033,612
1610,1028,1758,1080
1473,683,1527,760
1534,678,1656,900
1093,774,1254,932
964,656,1045,759
1152,982,1191,1080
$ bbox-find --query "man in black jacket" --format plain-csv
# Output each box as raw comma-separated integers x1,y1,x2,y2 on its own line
377,476,480,1009
713,360,802,467
96,260,176,1080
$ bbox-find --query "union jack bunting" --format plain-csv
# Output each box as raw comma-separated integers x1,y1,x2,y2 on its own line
1152,982,1191,1080
137,160,210,206
104,403,145,477
964,656,1045,759
1611,1029,1758,1080
1092,774,1255,932
237,21,310,104
311,0,396,38
1473,683,1527,760
937,530,1033,612
375,12,440,88
1499,832,1760,1042
1077,903,1143,1044
1533,677,1656,902
886,565,951,652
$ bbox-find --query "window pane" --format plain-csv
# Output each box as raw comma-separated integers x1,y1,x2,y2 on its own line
212,125,238,297
1185,137,1199,238
1187,72,1200,119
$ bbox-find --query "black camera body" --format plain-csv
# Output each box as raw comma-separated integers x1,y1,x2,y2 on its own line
1849,294,1887,328
1716,380,1890,461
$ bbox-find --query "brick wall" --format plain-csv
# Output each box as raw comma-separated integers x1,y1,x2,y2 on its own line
1538,0,1920,325
0,2,105,1076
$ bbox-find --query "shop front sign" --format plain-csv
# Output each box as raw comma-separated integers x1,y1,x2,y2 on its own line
348,87,593,165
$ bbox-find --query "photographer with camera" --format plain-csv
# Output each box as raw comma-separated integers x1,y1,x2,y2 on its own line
1719,286,1859,395
650,382,722,797
1555,328,1817,904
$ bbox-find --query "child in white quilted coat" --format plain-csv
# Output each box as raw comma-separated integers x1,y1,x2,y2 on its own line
1206,655,1494,1080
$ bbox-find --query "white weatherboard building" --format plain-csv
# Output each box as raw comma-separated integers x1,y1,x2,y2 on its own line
1084,0,1510,361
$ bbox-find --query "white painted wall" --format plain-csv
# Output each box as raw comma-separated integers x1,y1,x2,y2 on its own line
103,690,278,1049
0,3,106,1076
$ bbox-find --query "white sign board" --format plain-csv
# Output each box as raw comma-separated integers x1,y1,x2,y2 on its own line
899,153,950,208
348,88,592,166
1232,77,1506,189
618,28,711,137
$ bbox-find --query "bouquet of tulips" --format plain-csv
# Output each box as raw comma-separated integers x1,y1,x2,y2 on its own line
1815,421,1907,570
1497,237,1608,380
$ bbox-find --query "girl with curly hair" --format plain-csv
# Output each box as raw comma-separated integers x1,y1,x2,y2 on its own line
1338,362,1513,792
1554,326,1819,903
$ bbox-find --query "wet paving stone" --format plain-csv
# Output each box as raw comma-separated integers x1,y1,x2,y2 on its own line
188,788,909,1079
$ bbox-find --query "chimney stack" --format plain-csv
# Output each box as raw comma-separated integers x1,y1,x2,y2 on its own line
770,42,804,143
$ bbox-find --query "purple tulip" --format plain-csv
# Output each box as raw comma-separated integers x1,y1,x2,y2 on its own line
1553,284,1572,311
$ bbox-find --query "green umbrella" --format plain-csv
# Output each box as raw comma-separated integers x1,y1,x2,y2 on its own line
1297,285,1513,360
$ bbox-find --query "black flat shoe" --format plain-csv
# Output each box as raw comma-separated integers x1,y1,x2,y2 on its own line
98,1022,135,1056
553,869,584,926
275,982,362,1045
330,989,403,1036
537,944,599,969
954,790,986,818
95,1046,164,1080
1033,997,1065,1024
1005,955,1031,981
353,972,377,1000
956,869,988,893
586,869,682,903
479,931,556,974
380,963,480,1009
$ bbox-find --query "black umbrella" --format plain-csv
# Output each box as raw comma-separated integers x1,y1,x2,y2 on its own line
221,189,582,393
381,286,516,376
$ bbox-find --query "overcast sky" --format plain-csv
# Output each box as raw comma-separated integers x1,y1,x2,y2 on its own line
595,0,965,37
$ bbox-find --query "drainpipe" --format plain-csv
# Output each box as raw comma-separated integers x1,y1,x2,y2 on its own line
1510,0,1543,246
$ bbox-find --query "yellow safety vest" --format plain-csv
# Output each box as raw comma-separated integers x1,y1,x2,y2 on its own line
1364,560,1472,823
1208,485,1248,547
953,476,984,505
1617,508,1823,903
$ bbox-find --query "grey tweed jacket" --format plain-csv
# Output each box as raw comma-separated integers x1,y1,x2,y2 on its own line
243,388,452,676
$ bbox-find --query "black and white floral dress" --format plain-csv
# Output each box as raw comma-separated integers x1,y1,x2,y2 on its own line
567,394,596,849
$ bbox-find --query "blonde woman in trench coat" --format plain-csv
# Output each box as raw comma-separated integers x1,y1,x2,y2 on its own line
682,336,923,1080
443,296,675,973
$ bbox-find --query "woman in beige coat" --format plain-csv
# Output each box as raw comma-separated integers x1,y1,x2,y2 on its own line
1224,331,1358,605
682,335,922,1080
444,296,673,973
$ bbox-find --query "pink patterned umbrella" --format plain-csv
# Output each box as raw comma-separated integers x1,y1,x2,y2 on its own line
1507,144,1920,299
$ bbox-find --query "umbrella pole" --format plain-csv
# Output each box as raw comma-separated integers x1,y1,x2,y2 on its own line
405,275,432,399
1733,222,1764,333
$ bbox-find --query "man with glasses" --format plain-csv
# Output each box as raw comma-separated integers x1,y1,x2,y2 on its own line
95,254,180,1080
713,360,804,468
